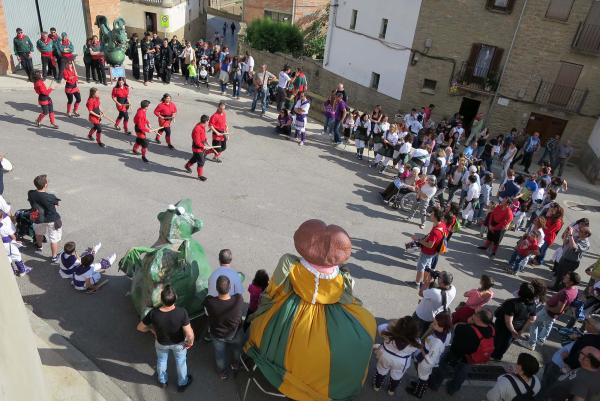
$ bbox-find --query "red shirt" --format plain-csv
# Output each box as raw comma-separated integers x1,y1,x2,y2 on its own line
546,286,578,317
516,236,538,257
154,102,177,127
421,222,446,256
191,123,207,153
34,80,53,105
133,107,150,137
111,86,129,112
543,217,563,246
489,205,513,232
209,111,227,140
63,69,79,94
86,97,101,124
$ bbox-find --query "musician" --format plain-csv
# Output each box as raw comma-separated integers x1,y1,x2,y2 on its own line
133,100,152,163
111,77,131,135
207,102,229,162
153,93,177,149
184,115,210,181
86,87,105,147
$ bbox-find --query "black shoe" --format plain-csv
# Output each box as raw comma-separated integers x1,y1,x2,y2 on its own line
98,142,106,148
177,375,193,392
155,138,161,144
87,135,94,141
477,246,487,250
142,156,149,163
157,381,167,389
168,144,174,149
125,131,132,136
185,165,192,173
198,176,207,181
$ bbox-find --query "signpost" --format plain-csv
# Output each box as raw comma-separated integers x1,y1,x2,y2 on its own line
160,14,169,38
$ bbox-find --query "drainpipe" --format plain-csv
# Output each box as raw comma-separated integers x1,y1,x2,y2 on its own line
292,0,297,24
324,0,338,66
486,0,529,128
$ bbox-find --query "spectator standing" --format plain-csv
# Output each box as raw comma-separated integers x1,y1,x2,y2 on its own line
552,139,574,177
333,92,347,145
230,22,236,37
322,92,336,136
141,33,156,85
207,249,243,297
37,31,57,80
250,64,275,115
478,197,514,258
501,143,517,183
56,32,74,84
551,224,591,291
538,134,559,165
520,132,541,174
128,33,140,80
136,286,194,391
89,35,106,85
491,282,537,361
410,208,446,287
533,203,564,265
13,28,34,81
276,65,291,111
485,353,540,401
335,82,347,102
413,271,456,336
405,175,438,228
27,174,62,263
204,275,244,380
169,36,182,74
159,39,175,84
546,346,600,401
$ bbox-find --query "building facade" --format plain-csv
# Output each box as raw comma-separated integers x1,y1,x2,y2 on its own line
122,0,206,42
243,0,330,26
0,0,120,75
323,0,422,100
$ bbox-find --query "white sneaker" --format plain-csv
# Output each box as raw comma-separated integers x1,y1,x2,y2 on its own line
517,339,535,351
107,253,117,266
93,242,102,254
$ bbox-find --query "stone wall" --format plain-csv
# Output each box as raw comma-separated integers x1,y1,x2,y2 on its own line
83,0,121,36
0,4,11,75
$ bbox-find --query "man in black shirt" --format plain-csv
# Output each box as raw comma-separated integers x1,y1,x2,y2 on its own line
141,33,156,85
27,174,62,263
159,39,175,84
137,286,194,391
204,275,244,380
429,309,494,395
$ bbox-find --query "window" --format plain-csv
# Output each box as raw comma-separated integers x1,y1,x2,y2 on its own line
145,12,157,34
264,10,292,23
486,0,515,13
549,62,582,106
466,43,504,79
379,18,388,39
423,79,437,91
545,0,574,21
350,9,358,30
370,72,380,90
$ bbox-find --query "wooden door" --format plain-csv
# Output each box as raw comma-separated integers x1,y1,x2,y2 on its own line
549,62,582,106
525,113,568,144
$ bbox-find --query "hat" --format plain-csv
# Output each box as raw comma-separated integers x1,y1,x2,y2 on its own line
469,165,478,173
411,167,421,174
293,219,352,267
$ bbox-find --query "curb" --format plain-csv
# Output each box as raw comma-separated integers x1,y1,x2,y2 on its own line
27,308,133,401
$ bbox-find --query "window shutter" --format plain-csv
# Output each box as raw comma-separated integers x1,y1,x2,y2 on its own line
506,0,516,12
466,43,483,81
489,47,504,76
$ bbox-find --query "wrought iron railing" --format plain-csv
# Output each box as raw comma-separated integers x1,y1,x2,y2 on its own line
454,61,500,93
572,22,600,54
534,80,588,112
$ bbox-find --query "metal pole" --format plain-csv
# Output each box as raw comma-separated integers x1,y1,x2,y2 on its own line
291,0,297,24
486,0,529,128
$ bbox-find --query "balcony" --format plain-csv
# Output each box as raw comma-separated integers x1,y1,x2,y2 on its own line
453,61,500,95
121,0,187,6
572,22,600,54
533,80,588,113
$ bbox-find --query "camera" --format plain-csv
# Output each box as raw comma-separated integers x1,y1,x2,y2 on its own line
425,268,440,280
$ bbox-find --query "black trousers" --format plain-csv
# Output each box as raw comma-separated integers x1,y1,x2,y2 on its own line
212,138,227,152
17,54,34,80
92,59,106,84
117,110,129,121
57,57,71,83
66,92,81,105
132,61,140,80
187,152,206,167
41,56,58,79
143,62,154,82
522,151,534,172
161,67,171,83
491,319,512,360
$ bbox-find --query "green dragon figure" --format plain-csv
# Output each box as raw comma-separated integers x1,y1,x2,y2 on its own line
95,15,128,66
118,199,212,319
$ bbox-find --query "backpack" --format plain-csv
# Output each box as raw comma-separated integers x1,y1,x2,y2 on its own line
436,227,448,254
465,325,495,364
505,374,537,401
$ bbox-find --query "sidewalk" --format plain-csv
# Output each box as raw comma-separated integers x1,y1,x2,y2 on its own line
28,308,132,401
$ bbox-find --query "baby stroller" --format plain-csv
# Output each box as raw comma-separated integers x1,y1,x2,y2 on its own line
198,64,210,88
15,208,36,240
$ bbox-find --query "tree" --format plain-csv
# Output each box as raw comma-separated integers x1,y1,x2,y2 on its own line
246,18,303,55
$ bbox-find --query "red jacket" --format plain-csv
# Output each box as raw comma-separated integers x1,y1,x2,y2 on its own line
191,123,207,153
34,80,53,105
111,87,129,112
63,68,79,94
209,111,227,141
544,217,563,246
154,102,177,127
489,205,513,232
86,97,101,124
134,108,150,137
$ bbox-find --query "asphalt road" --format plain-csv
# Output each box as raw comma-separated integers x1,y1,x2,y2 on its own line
1,75,599,401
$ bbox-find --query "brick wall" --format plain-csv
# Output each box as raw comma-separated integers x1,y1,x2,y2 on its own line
244,0,293,24
84,0,121,36
0,4,11,75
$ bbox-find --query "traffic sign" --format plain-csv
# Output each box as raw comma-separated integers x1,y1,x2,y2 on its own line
160,15,169,28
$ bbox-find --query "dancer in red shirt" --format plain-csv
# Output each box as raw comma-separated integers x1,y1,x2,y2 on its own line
33,70,58,129
133,100,151,163
111,77,131,135
86,87,105,147
206,101,228,162
184,115,209,181
63,60,80,117
153,93,177,149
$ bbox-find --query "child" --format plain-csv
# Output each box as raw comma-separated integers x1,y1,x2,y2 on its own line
373,316,421,396
354,113,370,160
276,109,292,136
58,241,101,280
133,100,152,163
1,205,31,276
72,248,116,292
508,231,540,274
452,275,494,324
33,70,59,129
407,312,452,398
86,87,105,147
243,269,269,331
342,109,357,142
187,62,199,87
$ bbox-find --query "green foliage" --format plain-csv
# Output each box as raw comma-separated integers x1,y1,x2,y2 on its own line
301,6,329,59
246,18,303,55
304,36,325,59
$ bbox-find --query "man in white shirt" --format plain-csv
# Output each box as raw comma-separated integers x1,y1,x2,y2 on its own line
414,271,456,335
486,353,540,401
463,174,481,224
451,123,465,146
404,108,418,126
276,65,291,112
207,249,243,297
406,175,438,228
250,64,276,115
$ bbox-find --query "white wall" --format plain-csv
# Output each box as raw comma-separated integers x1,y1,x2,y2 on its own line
324,0,422,100
589,118,600,157
121,0,204,34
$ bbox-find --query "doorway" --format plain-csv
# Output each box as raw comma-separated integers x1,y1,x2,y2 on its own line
458,97,481,131
524,113,568,145
145,12,157,34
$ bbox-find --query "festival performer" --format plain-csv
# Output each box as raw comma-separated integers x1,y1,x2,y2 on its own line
245,219,376,401
63,60,81,117
36,31,57,80
1,204,32,277
184,115,210,181
133,100,152,163
56,32,74,84
112,77,131,135
153,93,177,148
72,250,116,292
207,101,228,162
86,87,105,147
293,91,310,146
33,70,58,129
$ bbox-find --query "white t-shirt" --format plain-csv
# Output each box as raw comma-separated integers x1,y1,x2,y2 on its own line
466,182,481,202
0,214,15,238
420,184,437,201
246,55,255,71
415,286,457,322
278,71,291,89
486,374,541,401
409,120,423,134
399,142,412,154
207,266,243,297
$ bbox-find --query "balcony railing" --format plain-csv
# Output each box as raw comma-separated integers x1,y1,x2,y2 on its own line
572,22,600,54
534,80,588,113
121,0,187,6
454,61,500,94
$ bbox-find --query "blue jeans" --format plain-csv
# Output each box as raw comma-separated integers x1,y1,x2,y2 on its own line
509,252,527,273
251,88,269,113
220,81,228,93
528,308,555,346
416,252,436,272
212,331,243,373
232,78,240,97
536,241,549,264
323,116,334,134
333,119,343,143
155,341,188,386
